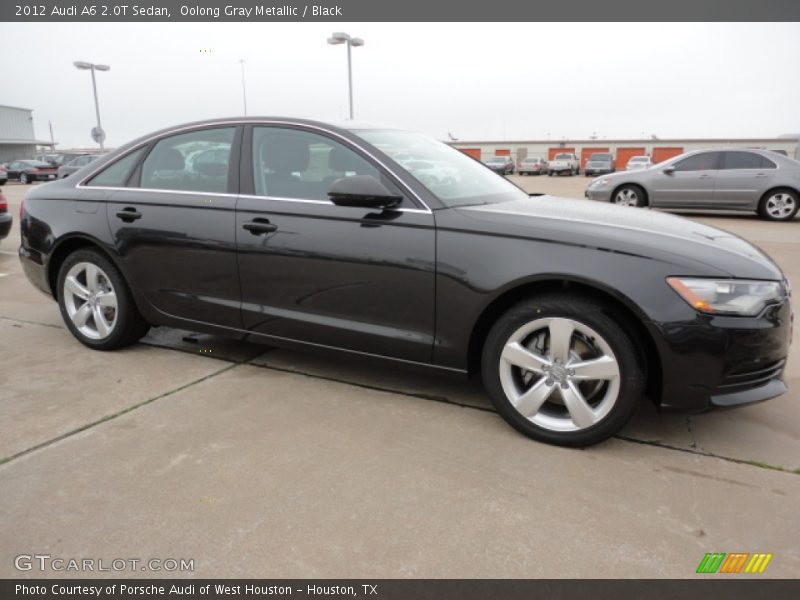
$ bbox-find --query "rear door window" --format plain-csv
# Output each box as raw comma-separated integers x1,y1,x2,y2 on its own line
722,151,777,170
139,127,235,193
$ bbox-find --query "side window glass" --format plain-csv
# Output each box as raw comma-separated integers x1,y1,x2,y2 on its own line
759,155,777,169
139,127,235,193
673,152,720,172
723,151,765,170
251,126,405,204
86,147,145,187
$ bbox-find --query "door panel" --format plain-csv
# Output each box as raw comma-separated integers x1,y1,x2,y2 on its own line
107,190,241,328
651,152,721,208
106,126,241,328
713,151,775,208
236,125,436,362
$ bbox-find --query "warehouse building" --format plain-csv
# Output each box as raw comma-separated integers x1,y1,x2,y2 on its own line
449,137,800,169
0,104,55,163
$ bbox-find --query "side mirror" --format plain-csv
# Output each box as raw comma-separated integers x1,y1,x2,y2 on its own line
662,166,675,175
328,175,402,209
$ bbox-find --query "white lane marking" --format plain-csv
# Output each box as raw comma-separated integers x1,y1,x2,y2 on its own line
0,273,9,278
0,251,17,256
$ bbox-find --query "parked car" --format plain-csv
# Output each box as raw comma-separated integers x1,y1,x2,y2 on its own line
58,154,104,179
548,152,579,176
483,155,515,175
625,155,653,170
0,189,10,242
518,157,548,175
584,153,615,176
40,152,96,168
5,159,58,184
586,148,800,221
19,118,791,447
0,164,7,186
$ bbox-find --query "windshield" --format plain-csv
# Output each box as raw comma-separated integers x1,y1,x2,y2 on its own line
24,160,51,168
485,157,505,163
354,130,527,207
554,153,572,160
630,157,648,162
590,154,611,161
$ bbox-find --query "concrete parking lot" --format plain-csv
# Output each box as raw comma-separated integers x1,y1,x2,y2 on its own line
0,177,798,578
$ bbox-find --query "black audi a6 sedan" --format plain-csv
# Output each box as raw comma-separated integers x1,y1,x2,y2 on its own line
18,118,792,446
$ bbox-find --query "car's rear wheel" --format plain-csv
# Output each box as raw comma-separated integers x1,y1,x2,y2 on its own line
57,249,150,350
612,185,646,207
758,189,799,222
481,294,643,446
20,173,29,184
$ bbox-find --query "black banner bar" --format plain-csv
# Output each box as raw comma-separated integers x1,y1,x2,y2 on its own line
3,579,800,600
2,0,800,22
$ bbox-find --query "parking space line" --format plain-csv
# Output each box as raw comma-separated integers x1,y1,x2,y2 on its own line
0,250,18,256
0,362,240,468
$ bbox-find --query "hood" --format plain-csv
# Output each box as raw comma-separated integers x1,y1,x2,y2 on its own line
455,195,783,280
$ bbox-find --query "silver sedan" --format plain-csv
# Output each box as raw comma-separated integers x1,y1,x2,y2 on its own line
585,149,800,221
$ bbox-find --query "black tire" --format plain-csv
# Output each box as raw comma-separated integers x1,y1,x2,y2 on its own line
481,294,644,447
611,184,647,207
0,180,5,186
20,173,29,184
57,248,150,350
548,171,553,177
757,188,799,222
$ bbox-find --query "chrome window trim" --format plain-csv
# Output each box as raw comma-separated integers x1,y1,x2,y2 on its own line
82,186,429,214
75,119,433,214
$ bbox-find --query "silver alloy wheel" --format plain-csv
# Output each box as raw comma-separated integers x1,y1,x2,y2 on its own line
765,193,796,219
63,262,118,340
614,188,639,206
498,317,621,432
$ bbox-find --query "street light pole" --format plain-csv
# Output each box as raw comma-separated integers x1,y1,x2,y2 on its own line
327,32,364,120
239,59,247,116
74,61,110,151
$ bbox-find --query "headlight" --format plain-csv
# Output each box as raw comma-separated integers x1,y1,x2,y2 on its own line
667,277,784,316
590,177,613,188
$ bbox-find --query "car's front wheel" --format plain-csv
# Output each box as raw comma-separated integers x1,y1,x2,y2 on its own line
481,295,643,446
612,184,646,207
758,189,799,222
20,173,29,184
57,249,150,350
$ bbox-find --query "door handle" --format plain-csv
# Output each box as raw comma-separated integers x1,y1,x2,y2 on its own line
699,174,712,179
755,173,768,178
242,219,278,235
115,207,142,222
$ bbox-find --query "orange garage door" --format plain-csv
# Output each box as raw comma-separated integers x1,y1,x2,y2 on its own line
615,147,646,170
548,147,576,161
460,148,481,160
652,147,684,163
495,149,511,156
580,147,610,169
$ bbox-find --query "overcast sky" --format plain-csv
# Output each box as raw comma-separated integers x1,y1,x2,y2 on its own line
1,22,799,148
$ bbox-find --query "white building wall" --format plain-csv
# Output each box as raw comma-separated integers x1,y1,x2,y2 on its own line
0,105,36,141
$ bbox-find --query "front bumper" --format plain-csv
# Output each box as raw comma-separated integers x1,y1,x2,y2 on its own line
0,213,11,239
649,298,792,412
585,168,613,176
584,187,612,201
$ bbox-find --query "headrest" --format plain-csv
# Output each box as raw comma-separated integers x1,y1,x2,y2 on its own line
329,147,364,173
155,148,184,171
261,136,310,172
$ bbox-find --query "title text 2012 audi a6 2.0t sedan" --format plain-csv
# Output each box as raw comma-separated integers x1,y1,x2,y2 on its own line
18,118,793,446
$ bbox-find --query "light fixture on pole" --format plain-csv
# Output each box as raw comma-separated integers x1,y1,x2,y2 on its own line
74,61,110,151
327,32,364,120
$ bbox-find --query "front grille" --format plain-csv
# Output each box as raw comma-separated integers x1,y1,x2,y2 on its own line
718,359,786,392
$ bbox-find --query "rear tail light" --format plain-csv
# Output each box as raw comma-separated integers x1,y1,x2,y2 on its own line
0,194,7,212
